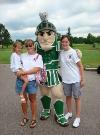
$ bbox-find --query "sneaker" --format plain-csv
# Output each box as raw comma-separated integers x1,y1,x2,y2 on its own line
65,112,72,120
73,117,80,128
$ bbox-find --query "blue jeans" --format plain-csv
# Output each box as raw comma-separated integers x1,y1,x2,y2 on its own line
15,78,38,94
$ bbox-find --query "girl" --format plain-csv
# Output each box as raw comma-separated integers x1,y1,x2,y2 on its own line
59,35,84,128
10,41,28,103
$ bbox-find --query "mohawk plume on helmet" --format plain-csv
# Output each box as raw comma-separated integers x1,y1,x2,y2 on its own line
39,12,48,22
35,12,56,35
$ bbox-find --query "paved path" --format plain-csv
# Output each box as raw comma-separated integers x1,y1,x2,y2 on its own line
0,64,100,135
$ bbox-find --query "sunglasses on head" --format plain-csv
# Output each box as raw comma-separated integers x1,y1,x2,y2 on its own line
25,44,33,48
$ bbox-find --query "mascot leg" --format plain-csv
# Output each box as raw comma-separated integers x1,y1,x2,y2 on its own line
51,83,69,126
39,85,51,120
40,96,51,120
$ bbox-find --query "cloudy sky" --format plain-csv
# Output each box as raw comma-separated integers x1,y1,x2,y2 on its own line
0,0,100,40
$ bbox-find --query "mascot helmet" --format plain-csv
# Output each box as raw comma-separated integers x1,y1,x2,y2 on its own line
35,12,56,35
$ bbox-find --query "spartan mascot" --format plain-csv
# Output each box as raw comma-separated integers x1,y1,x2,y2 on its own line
35,12,68,126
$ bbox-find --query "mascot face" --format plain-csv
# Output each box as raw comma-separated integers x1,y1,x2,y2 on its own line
37,30,55,51
36,12,56,51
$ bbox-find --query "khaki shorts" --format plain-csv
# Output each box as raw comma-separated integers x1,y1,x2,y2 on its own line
63,82,82,99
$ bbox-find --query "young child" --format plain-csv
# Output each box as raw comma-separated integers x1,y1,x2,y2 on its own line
10,41,28,103
59,35,84,128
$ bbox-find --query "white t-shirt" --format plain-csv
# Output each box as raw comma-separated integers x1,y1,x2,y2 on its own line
59,48,80,84
21,53,43,81
10,52,22,72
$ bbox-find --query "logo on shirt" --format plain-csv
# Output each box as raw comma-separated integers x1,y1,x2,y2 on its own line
69,55,72,59
20,60,23,65
33,54,39,61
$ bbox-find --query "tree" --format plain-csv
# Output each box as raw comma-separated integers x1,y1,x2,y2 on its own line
86,33,95,44
0,23,12,48
56,32,61,41
72,37,79,44
95,36,100,43
67,27,73,47
16,39,24,44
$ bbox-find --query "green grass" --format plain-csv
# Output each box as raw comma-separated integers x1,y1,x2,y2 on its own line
0,48,11,64
73,44,100,68
0,44,100,68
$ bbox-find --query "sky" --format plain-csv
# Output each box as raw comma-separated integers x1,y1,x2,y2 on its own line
0,0,100,40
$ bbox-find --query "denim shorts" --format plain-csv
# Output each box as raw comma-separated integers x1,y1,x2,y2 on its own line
15,78,38,94
63,82,81,98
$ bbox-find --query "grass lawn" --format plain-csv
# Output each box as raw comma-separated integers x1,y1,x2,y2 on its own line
73,43,100,68
0,48,12,64
0,44,100,68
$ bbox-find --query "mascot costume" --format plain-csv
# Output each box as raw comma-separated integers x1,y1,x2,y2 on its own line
35,12,68,126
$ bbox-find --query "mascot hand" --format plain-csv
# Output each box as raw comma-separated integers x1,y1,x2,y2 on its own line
76,49,82,59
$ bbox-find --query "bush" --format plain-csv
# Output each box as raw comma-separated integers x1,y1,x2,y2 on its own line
97,65,100,74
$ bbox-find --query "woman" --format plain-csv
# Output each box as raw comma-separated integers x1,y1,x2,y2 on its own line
16,39,43,128
59,35,84,128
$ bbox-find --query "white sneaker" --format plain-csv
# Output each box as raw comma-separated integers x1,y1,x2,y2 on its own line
65,112,72,120
73,118,80,128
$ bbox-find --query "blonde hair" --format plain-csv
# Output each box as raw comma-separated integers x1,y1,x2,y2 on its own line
12,41,22,52
24,39,34,46
24,39,36,50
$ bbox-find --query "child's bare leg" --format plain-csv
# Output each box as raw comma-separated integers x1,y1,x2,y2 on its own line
66,96,72,113
21,75,28,92
75,97,81,117
22,82,28,92
18,75,28,103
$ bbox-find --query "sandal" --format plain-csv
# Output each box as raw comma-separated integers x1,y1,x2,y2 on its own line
30,120,37,128
20,118,29,126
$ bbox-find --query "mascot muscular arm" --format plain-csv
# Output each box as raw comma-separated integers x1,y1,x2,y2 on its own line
35,12,68,126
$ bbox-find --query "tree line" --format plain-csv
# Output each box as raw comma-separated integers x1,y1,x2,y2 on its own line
71,33,100,44
0,23,100,48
